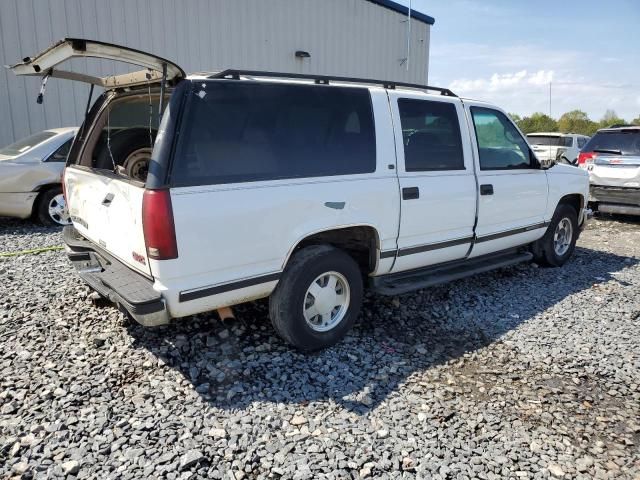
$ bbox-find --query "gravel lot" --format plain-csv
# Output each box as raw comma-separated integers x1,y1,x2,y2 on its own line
1,216,639,480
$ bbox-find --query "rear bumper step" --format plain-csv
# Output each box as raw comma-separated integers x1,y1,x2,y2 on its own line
63,226,170,326
371,250,533,296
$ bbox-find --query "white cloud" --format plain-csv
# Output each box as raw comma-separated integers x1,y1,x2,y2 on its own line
451,70,553,93
434,42,639,120
527,70,554,86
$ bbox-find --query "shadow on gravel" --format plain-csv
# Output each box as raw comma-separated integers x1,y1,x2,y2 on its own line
593,212,640,224
126,246,637,414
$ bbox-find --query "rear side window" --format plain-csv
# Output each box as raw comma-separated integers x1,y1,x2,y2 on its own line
398,99,464,171
170,82,376,186
526,135,572,147
583,130,640,155
577,137,588,149
47,138,73,162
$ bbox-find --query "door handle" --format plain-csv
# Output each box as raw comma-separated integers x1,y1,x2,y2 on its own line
402,187,419,200
480,184,494,196
102,193,114,206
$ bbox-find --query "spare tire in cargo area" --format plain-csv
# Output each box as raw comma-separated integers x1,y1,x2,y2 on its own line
95,128,156,182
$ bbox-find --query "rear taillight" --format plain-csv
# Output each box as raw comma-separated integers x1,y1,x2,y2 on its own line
61,167,67,202
577,152,596,168
142,189,178,260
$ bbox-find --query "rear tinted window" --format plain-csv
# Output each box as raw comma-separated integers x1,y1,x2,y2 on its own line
47,138,73,162
170,81,376,186
527,135,572,147
398,99,464,171
583,130,640,155
0,131,56,156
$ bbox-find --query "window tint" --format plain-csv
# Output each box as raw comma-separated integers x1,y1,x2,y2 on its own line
170,82,376,186
471,107,533,170
398,99,464,171
583,130,640,156
47,138,73,162
0,131,56,157
577,137,587,148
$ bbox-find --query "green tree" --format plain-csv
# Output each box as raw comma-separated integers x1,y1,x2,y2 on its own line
599,109,626,129
517,112,558,134
508,113,522,125
632,115,640,126
557,110,598,136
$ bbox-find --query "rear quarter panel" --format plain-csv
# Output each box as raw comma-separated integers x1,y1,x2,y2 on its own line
154,89,400,318
0,161,62,193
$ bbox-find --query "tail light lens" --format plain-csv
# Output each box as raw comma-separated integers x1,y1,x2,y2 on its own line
578,152,596,168
61,167,67,202
142,189,178,260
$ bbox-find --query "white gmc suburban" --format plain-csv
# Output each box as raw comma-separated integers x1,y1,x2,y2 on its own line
11,39,590,351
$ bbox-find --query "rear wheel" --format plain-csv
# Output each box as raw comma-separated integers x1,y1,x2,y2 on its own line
269,245,363,351
36,187,71,226
532,203,578,267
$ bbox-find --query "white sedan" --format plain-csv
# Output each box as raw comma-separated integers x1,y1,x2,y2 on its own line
0,127,77,225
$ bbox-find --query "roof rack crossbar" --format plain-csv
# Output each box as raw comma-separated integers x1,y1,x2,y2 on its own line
208,69,457,97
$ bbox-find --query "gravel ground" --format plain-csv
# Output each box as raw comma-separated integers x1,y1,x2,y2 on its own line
1,215,639,480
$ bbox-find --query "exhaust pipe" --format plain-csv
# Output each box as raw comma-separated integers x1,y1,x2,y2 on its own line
217,307,235,322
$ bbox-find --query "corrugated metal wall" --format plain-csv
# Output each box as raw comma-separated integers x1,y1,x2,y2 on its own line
0,0,430,146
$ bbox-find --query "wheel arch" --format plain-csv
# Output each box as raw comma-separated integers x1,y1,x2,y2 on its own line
557,193,584,216
31,182,62,216
282,224,382,276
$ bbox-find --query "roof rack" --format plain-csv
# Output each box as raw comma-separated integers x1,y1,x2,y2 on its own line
208,69,457,97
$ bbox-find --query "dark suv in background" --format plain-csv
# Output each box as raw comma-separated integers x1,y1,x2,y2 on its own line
579,126,640,216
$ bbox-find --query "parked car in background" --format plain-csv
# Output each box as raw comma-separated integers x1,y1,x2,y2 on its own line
578,125,640,216
0,127,77,225
527,132,589,166
11,39,589,351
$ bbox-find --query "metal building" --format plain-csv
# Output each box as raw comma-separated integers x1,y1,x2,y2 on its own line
0,0,434,147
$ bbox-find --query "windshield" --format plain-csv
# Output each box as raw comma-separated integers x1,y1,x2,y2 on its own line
583,130,640,156
527,135,572,147
0,131,57,157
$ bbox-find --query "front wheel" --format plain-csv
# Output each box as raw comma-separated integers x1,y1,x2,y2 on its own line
532,204,578,267
269,245,363,351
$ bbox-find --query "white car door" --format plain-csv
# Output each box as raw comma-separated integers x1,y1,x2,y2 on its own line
464,102,549,258
388,91,477,273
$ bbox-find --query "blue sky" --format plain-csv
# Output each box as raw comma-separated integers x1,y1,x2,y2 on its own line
397,0,640,121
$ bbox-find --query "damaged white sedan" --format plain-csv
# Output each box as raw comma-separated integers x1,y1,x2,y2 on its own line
0,127,77,225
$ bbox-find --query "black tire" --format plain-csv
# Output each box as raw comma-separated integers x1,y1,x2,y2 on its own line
269,245,363,351
94,128,155,174
532,203,578,267
35,187,70,226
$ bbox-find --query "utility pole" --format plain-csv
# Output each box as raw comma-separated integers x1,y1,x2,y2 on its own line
406,0,412,71
549,81,552,119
